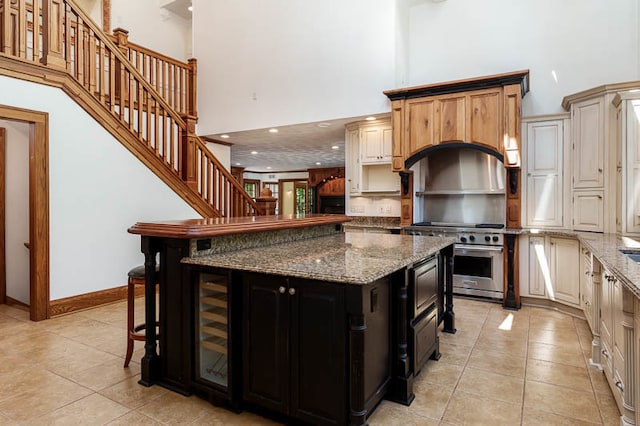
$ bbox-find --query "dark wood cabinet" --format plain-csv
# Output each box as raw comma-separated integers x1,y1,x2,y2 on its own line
242,272,347,425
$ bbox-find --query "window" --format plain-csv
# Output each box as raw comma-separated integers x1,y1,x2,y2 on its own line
243,179,260,198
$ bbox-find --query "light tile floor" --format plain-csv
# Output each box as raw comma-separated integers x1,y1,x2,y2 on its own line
0,298,619,425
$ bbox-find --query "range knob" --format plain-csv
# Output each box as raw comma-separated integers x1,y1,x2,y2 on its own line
492,236,499,242
485,236,491,242
469,235,475,242
460,236,467,243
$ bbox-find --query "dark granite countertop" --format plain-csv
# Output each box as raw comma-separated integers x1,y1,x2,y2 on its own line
182,232,456,285
577,233,640,298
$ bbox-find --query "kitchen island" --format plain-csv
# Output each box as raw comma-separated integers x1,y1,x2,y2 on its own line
128,214,456,425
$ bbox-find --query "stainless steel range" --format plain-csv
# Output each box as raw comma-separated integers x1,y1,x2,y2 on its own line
406,224,504,300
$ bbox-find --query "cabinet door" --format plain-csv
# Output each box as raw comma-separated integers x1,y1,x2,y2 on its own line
468,89,502,153
346,128,360,194
579,247,594,331
525,120,564,227
437,95,466,143
600,270,614,352
361,127,382,163
242,273,289,414
549,237,580,307
572,98,604,188
381,125,393,162
289,279,346,425
625,100,640,233
405,98,436,156
572,190,604,232
527,236,547,297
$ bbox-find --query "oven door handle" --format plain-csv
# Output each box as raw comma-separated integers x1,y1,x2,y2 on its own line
455,245,503,253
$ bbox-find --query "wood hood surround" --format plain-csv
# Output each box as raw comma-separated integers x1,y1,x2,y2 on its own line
383,70,530,228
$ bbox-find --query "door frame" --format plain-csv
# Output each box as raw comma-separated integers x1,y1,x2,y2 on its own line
0,128,5,305
0,105,49,321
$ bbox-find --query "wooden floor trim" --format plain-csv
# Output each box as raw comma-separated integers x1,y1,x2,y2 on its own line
50,284,146,317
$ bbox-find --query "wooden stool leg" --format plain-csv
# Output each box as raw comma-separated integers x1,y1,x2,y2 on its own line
124,277,135,368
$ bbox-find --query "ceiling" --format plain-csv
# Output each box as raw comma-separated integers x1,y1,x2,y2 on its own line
202,114,385,173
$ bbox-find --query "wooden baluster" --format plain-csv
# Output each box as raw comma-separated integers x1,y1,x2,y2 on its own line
137,74,143,140
109,51,116,112
180,115,197,189
153,99,159,156
0,0,11,54
63,3,71,71
88,30,96,94
98,40,106,103
41,0,65,68
188,58,197,117
32,0,40,62
127,71,133,128
76,19,83,83
17,0,26,58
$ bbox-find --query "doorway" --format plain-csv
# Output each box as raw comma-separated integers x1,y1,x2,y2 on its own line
278,180,308,215
0,106,49,321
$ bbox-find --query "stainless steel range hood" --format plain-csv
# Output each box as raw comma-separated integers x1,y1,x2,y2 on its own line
413,147,506,226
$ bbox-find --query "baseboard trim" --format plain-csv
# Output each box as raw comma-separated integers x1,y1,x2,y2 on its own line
50,284,145,317
5,296,29,311
520,297,585,319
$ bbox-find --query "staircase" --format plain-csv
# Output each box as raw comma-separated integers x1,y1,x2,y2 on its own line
0,0,260,218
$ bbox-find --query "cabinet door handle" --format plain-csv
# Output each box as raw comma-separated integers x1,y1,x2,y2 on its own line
602,348,609,358
616,381,624,392
585,300,590,306
288,288,296,296
279,286,286,294
598,168,603,173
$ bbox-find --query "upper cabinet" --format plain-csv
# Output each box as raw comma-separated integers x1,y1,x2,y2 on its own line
360,123,393,164
562,82,640,234
522,116,569,228
613,92,640,235
345,118,400,195
572,98,605,189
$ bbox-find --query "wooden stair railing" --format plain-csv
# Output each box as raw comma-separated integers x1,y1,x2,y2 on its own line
0,0,260,218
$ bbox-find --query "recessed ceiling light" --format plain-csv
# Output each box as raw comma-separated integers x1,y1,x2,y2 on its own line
267,166,272,170
269,128,278,133
317,122,331,128
315,162,321,165
236,162,241,166
251,151,258,155
365,116,376,121
331,145,339,150
220,134,230,139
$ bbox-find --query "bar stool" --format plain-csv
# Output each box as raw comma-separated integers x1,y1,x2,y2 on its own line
124,264,159,368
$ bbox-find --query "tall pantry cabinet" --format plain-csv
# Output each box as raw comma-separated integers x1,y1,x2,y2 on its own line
561,82,640,234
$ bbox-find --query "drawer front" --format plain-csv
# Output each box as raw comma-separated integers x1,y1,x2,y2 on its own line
410,307,438,375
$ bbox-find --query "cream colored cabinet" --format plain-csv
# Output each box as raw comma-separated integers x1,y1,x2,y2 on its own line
520,235,579,308
581,247,602,368
549,237,580,307
614,93,640,235
345,118,400,194
524,236,547,298
572,98,605,188
346,127,360,195
522,117,569,228
360,122,392,165
601,268,636,423
572,191,604,232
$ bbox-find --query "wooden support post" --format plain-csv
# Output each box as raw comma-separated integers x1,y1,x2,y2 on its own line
503,233,520,310
181,114,198,189
138,236,160,387
0,1,10,54
441,244,456,333
41,0,67,69
187,58,197,118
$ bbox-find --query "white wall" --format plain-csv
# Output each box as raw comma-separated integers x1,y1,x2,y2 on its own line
0,75,199,300
75,0,103,28
407,0,640,115
205,142,231,171
192,0,396,135
2,120,30,304
111,0,192,60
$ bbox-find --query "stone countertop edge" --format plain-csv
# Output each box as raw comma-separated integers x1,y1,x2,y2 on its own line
182,233,456,285
576,232,640,299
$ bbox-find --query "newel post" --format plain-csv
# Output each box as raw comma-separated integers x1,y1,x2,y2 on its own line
41,0,67,69
181,115,198,189
187,58,198,118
